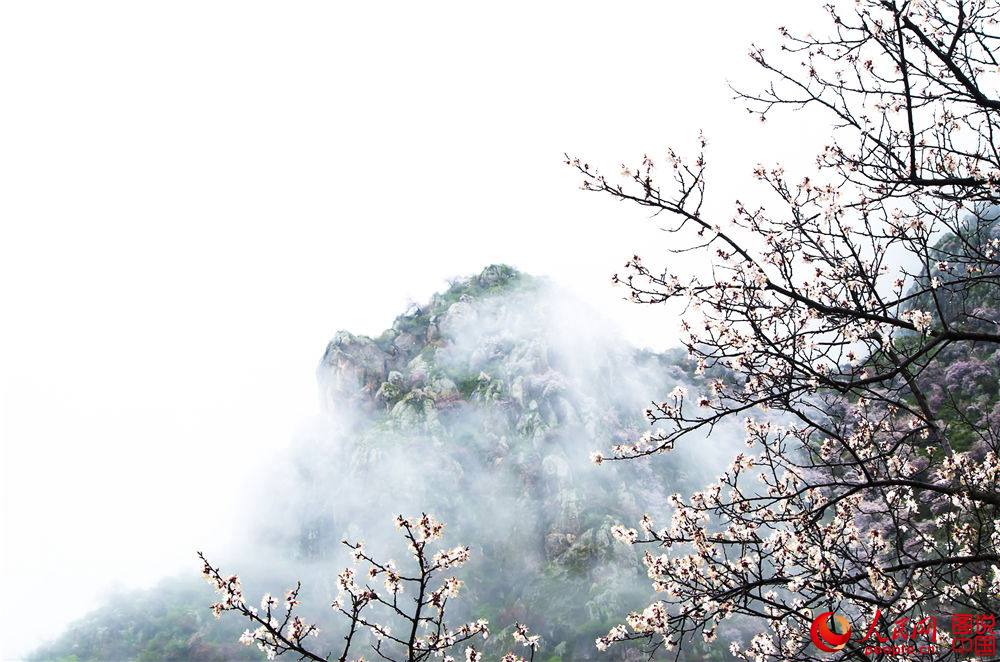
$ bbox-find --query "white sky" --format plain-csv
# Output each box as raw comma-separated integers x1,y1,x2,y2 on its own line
1,2,826,658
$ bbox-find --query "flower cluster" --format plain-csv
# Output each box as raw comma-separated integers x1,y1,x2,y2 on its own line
199,555,318,661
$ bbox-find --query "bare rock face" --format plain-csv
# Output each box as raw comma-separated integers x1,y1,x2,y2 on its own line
317,331,395,410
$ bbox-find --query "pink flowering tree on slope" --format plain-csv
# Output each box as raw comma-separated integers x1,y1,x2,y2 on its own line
199,514,539,662
572,0,1000,660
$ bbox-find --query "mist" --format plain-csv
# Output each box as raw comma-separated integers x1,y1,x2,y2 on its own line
22,266,744,660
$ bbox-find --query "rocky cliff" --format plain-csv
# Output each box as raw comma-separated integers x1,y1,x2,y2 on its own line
254,264,729,659
32,265,731,661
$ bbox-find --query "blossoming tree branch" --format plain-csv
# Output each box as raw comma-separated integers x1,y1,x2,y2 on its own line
199,514,539,662
571,0,1000,659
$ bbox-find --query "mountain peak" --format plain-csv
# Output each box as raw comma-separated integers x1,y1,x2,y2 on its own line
318,265,537,410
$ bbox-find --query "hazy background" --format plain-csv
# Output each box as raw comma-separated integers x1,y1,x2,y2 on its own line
1,2,826,658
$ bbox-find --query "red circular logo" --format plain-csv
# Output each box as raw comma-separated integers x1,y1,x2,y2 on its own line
810,611,852,652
